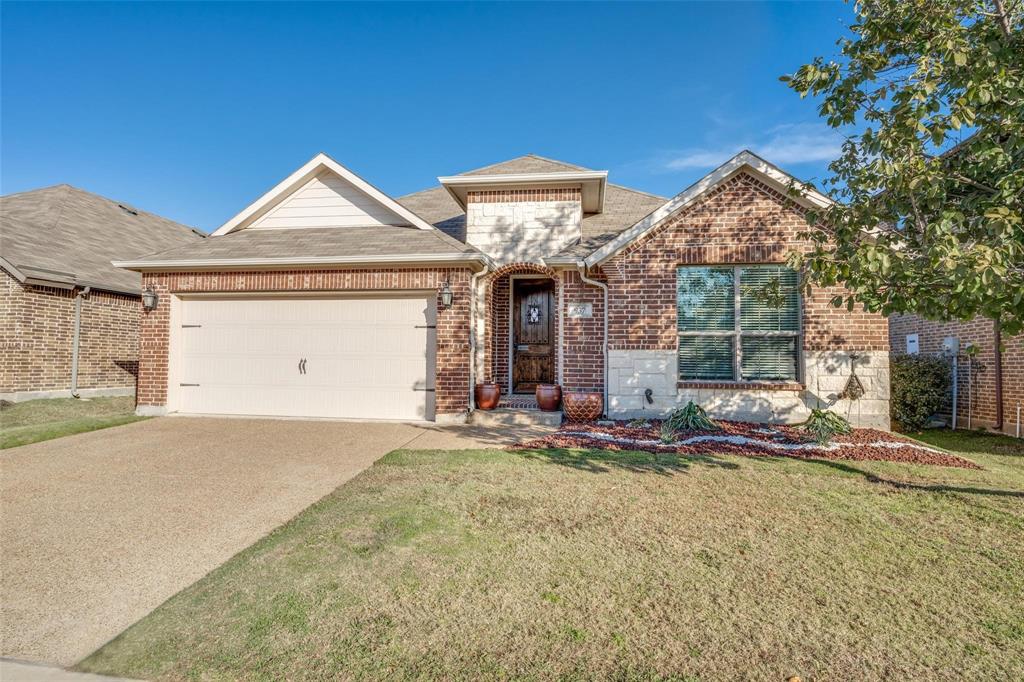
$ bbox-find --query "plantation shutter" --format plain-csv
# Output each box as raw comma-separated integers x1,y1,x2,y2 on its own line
677,265,802,383
740,337,798,381
739,266,800,332
677,268,734,380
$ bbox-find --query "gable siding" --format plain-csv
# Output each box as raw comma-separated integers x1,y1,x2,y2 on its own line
250,173,408,230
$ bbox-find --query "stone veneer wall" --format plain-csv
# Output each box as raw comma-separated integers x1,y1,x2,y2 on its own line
136,268,472,419
1,268,139,400
466,188,581,264
601,170,891,429
889,313,1023,435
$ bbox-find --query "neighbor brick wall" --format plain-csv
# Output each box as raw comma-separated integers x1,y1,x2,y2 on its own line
889,313,1023,435
136,267,472,416
603,171,890,354
0,268,139,396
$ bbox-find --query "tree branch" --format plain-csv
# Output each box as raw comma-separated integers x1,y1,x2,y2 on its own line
992,0,1014,40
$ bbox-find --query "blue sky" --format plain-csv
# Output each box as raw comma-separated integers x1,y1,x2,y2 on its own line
1,2,853,233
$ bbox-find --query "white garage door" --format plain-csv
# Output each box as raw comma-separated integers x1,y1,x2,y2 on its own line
175,296,435,421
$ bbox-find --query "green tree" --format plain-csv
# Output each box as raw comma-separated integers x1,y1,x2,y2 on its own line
782,0,1024,335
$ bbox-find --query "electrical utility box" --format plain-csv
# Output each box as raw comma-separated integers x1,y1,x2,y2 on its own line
942,336,960,356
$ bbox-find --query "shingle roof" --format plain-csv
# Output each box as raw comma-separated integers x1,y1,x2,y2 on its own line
398,154,666,258
127,225,479,263
0,184,203,294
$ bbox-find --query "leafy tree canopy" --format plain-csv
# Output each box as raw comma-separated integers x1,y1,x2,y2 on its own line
782,0,1024,334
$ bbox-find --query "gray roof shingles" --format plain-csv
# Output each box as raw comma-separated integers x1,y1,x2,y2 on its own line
0,184,203,294
112,154,667,270
134,225,479,262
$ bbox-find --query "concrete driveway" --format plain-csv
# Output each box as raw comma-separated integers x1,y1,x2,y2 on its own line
1,417,452,666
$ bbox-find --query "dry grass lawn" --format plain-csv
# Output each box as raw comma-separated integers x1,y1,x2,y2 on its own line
80,431,1024,681
0,396,145,449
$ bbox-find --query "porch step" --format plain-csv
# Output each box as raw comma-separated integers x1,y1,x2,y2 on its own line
470,408,563,428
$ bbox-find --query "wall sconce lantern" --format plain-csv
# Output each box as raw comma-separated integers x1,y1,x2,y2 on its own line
141,287,159,311
439,281,454,309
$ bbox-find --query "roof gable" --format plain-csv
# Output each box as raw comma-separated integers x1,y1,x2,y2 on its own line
584,151,832,266
211,153,438,236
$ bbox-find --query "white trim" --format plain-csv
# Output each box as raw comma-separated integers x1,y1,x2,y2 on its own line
211,152,438,236
438,171,608,213
113,253,489,271
584,151,833,267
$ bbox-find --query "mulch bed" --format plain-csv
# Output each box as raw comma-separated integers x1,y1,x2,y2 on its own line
512,419,980,469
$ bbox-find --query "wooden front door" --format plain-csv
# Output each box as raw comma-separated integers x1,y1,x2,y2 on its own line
512,278,554,393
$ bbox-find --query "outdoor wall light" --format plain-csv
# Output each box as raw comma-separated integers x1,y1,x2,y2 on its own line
141,287,159,311
439,281,454,309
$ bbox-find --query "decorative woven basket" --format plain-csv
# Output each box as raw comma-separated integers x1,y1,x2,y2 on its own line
562,391,603,422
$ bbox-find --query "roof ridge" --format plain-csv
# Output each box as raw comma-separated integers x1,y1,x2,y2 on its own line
453,154,592,176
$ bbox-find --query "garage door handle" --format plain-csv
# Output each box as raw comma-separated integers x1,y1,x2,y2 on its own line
298,358,307,375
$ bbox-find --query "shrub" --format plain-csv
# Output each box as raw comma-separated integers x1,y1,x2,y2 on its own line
660,401,719,443
890,354,951,432
801,408,851,445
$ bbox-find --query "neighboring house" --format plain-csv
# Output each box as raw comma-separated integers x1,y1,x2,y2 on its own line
116,151,890,427
0,185,203,401
889,315,1023,436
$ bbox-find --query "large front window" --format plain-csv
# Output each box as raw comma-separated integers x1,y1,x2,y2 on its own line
677,265,800,382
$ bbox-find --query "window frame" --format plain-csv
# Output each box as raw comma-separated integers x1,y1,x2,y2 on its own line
676,264,803,384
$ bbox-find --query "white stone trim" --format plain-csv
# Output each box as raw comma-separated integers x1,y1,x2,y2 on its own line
0,386,135,402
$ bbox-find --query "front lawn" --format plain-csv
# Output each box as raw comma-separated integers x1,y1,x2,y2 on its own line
0,396,146,449
81,432,1024,680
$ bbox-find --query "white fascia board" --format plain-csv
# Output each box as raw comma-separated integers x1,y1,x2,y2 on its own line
112,252,491,271
212,152,438,236
584,151,833,267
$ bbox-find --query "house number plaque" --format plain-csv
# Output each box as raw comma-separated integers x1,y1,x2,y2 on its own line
567,302,593,318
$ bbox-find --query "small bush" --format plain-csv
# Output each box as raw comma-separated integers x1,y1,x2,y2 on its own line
661,401,719,443
801,408,851,445
890,354,951,432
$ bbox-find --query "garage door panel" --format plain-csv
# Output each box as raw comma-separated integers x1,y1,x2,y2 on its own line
176,296,434,420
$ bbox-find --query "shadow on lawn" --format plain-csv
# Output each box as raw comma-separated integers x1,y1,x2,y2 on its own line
811,459,1024,499
516,447,740,476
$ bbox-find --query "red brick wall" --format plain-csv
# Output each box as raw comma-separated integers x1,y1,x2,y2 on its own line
0,269,139,396
889,313,1023,435
603,171,889,354
136,267,472,416
560,269,605,393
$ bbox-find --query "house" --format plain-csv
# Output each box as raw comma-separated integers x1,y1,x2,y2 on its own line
0,185,203,401
889,314,1023,436
114,152,890,428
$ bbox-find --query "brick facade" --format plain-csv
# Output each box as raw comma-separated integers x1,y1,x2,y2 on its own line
600,171,890,427
603,171,889,354
559,269,605,394
889,314,1023,435
1,268,139,398
136,267,472,417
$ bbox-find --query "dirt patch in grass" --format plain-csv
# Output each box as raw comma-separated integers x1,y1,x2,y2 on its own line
514,419,980,469
79,440,1024,681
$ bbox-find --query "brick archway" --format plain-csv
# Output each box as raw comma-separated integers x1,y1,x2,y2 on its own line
483,262,559,390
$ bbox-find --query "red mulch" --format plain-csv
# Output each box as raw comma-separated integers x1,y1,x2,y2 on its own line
511,419,980,469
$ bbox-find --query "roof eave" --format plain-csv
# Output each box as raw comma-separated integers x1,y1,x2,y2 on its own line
437,171,609,212
113,252,493,273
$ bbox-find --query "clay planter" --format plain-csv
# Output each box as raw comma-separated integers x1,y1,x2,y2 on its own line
474,383,501,410
535,384,562,412
562,391,603,422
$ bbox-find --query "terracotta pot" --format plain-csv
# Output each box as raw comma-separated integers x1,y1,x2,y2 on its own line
535,384,562,412
474,383,501,410
562,391,603,422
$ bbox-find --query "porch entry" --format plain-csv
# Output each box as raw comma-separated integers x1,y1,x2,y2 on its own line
511,277,555,393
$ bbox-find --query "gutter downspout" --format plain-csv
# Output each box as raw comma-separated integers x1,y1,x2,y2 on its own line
70,286,91,398
994,318,1004,432
576,262,608,418
467,267,487,414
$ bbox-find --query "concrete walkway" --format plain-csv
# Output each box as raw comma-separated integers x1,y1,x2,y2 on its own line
1,416,542,666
